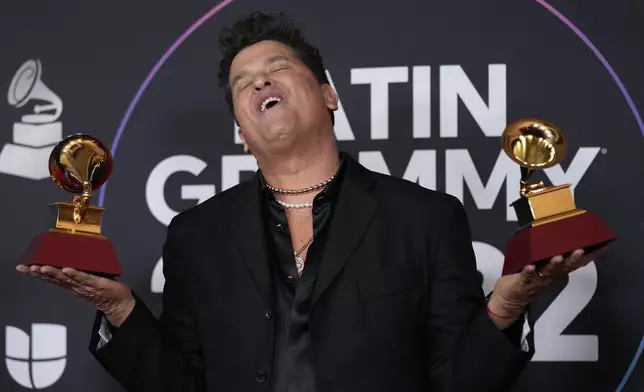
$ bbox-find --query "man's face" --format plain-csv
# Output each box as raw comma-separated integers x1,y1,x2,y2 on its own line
229,40,338,155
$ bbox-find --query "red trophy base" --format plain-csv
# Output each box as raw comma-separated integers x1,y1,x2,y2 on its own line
19,231,123,277
502,211,616,276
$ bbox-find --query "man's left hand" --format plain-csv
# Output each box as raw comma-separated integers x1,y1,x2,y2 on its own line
487,246,608,329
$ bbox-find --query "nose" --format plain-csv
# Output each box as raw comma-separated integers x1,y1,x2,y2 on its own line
253,77,272,91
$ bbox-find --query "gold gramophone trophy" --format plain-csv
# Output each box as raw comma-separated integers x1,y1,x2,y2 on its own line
19,134,122,276
500,118,616,275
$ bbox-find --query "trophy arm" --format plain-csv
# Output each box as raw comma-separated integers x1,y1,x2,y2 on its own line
518,166,546,196
520,180,545,197
73,182,93,224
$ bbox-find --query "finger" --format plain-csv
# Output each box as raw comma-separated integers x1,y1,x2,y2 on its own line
576,246,607,269
539,255,565,279
520,263,538,286
27,269,53,282
39,265,68,279
27,268,71,287
26,266,97,288
562,249,585,271
61,268,103,288
38,269,96,297
16,265,46,276
518,264,546,298
16,264,29,273
29,268,65,284
19,265,98,301
39,266,79,287
25,265,50,279
28,265,54,281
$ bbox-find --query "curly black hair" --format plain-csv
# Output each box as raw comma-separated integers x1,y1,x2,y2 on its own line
217,12,334,124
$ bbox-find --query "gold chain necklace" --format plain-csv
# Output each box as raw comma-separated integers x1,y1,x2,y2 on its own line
266,158,342,196
273,159,341,276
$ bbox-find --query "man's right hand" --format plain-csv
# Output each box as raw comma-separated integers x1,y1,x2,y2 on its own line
16,265,135,327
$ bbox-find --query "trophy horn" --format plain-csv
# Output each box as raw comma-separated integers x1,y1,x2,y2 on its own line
501,118,567,196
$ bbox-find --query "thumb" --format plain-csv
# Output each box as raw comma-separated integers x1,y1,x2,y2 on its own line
519,264,538,287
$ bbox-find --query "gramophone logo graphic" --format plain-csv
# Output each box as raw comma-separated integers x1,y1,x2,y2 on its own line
0,59,63,180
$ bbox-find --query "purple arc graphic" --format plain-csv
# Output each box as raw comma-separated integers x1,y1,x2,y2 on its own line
96,2,643,389
536,0,644,138
97,0,235,207
534,3,644,390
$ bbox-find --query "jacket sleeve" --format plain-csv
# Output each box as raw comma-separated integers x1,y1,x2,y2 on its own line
427,195,534,391
88,216,205,392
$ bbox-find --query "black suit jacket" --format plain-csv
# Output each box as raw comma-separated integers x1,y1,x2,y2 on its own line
90,154,533,391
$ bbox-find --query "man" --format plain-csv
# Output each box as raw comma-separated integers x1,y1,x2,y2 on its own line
17,11,606,392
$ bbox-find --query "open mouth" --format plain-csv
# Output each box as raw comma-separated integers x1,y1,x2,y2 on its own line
260,96,282,112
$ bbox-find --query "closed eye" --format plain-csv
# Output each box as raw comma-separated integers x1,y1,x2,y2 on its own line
269,62,290,73
233,82,251,96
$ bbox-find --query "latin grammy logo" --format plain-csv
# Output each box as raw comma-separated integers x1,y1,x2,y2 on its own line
0,59,64,180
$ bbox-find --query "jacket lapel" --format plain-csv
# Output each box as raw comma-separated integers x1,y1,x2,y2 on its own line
312,156,378,307
228,173,272,307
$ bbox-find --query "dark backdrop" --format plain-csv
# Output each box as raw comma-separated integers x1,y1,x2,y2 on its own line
0,0,642,391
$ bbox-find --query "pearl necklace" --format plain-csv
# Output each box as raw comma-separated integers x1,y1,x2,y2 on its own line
275,199,313,209
268,159,342,274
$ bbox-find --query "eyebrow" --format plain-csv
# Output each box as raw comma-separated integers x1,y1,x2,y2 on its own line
230,54,291,89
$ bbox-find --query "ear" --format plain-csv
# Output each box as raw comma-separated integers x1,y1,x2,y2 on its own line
238,128,251,154
321,84,338,111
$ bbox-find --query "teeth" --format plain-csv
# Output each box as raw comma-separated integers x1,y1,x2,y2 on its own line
260,96,281,112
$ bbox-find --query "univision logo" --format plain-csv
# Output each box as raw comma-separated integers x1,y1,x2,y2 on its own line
5,324,67,389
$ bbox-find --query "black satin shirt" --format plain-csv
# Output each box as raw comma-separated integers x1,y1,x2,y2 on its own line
260,158,346,392
257,156,525,391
